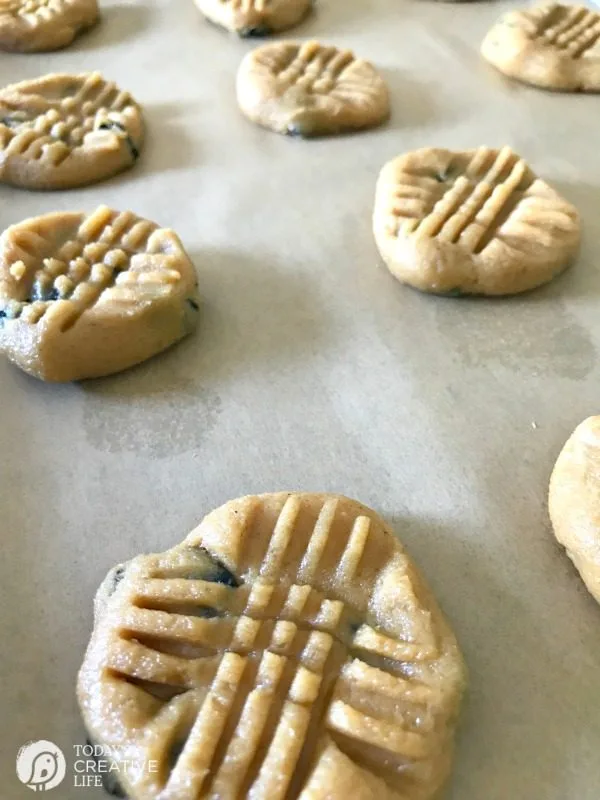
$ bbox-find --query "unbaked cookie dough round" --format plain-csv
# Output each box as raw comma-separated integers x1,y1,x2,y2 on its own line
195,0,311,37
78,492,466,800
237,40,390,137
0,205,199,382
373,146,580,296
481,2,600,93
549,417,600,604
0,0,98,52
0,71,143,189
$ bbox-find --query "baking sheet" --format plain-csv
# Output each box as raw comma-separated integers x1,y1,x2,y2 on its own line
1,0,600,797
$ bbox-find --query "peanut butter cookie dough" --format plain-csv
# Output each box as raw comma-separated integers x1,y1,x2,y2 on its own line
373,146,580,296
481,3,600,92
0,0,98,52
0,206,199,382
78,492,466,800
237,40,390,137
195,0,311,37
0,72,143,189
549,417,600,604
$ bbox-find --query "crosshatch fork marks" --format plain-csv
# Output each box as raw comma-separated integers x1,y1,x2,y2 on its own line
100,499,441,795
532,3,600,58
0,0,78,19
0,72,132,152
228,0,271,10
263,42,357,93
393,147,535,254
5,207,156,331
0,205,184,336
111,592,433,797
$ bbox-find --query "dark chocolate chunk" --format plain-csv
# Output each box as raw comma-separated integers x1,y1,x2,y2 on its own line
239,25,272,38
196,606,220,618
186,547,240,587
30,284,62,303
187,298,199,311
29,284,42,302
286,124,304,138
0,116,21,128
5,304,22,320
168,738,187,771
110,566,126,595
84,737,127,797
100,769,127,797
204,560,239,588
126,139,140,161
98,121,139,161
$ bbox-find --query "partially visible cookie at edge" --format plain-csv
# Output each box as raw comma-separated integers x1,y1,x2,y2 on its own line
549,417,600,604
481,2,600,92
0,71,143,189
0,205,199,381
0,0,98,52
195,0,312,37
78,492,466,800
373,146,580,296
236,40,390,137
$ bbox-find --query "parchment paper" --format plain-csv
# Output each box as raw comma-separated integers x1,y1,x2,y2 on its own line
1,0,600,797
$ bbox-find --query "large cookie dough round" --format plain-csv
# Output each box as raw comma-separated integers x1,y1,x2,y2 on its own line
373,146,580,296
0,72,143,189
195,0,311,37
78,492,466,800
549,417,600,604
481,3,600,93
0,0,98,52
0,205,199,381
237,40,390,137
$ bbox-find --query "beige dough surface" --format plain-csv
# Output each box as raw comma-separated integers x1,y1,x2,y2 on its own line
481,2,600,92
236,40,390,137
0,205,200,382
195,0,311,37
0,71,143,189
549,417,600,605
78,492,466,800
372,146,580,296
0,0,97,52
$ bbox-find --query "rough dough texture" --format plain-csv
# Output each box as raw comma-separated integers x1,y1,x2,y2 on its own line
0,71,143,189
373,146,580,296
0,0,98,52
195,0,311,37
0,206,199,382
549,417,600,604
78,492,466,800
236,40,390,137
481,2,600,93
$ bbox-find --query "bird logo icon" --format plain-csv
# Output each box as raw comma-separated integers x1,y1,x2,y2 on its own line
26,751,60,791
16,741,66,792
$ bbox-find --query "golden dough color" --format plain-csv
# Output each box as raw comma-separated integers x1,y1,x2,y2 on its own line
0,0,98,53
194,0,311,36
78,493,466,800
481,3,600,93
0,72,143,190
373,146,580,296
0,206,199,381
549,417,600,604
236,40,390,137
